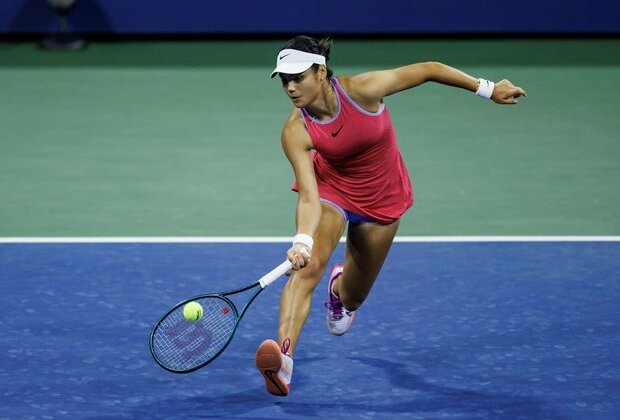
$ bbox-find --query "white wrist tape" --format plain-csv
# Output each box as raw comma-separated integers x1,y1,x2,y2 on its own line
293,233,314,250
475,78,495,100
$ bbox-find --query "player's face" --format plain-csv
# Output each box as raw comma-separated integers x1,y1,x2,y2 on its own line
280,69,320,108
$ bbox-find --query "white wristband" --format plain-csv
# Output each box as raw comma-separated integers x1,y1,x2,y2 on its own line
475,78,495,100
293,233,313,250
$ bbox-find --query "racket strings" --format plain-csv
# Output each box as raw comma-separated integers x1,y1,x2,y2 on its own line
152,297,236,371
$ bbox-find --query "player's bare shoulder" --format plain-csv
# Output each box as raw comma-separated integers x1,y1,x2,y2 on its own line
335,75,357,98
336,75,383,113
281,108,313,150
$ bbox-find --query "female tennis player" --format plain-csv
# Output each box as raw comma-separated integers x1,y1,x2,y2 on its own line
255,36,526,396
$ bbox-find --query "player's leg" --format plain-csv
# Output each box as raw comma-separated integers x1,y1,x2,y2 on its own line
277,202,346,354
331,219,400,319
256,202,345,396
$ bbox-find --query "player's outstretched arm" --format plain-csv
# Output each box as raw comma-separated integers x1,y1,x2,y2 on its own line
348,62,526,105
281,109,321,271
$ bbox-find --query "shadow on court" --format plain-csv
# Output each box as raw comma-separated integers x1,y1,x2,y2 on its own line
118,351,557,418
127,387,551,419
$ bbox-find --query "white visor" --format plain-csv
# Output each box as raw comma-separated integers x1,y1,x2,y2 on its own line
270,49,326,78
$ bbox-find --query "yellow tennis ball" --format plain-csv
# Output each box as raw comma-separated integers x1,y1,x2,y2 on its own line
183,301,203,322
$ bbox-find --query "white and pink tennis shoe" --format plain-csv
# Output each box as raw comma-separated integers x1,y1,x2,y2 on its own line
325,264,356,336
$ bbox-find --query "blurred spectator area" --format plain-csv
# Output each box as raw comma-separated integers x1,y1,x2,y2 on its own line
1,0,619,35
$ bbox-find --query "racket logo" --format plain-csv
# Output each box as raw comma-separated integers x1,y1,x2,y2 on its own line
167,320,214,361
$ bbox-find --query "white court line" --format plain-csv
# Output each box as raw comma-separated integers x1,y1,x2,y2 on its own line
0,236,619,243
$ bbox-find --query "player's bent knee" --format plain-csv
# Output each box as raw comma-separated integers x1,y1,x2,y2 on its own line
289,259,328,289
304,257,329,278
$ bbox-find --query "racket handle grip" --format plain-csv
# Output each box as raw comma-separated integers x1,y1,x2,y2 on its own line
259,260,293,288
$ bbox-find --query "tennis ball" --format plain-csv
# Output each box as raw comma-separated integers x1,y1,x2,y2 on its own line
183,301,203,322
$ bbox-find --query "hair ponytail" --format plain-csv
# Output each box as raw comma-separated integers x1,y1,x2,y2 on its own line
318,37,333,62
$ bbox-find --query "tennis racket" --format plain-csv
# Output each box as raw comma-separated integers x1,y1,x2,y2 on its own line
149,260,292,373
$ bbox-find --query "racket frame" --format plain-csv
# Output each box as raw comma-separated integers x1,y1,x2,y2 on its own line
149,260,291,373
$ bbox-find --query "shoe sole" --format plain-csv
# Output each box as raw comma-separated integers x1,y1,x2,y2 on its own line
255,339,289,396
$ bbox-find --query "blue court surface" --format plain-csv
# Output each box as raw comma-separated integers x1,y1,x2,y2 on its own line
1,241,619,419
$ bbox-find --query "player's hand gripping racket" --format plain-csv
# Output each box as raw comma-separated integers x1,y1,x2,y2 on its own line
149,260,292,373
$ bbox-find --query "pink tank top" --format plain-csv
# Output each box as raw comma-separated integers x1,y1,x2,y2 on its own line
293,78,414,223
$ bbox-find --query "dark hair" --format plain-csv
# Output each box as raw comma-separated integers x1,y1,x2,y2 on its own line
280,35,334,79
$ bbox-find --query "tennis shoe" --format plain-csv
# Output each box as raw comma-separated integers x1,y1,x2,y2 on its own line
255,338,293,396
325,264,356,336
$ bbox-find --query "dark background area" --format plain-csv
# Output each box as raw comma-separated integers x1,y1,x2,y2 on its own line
1,0,619,36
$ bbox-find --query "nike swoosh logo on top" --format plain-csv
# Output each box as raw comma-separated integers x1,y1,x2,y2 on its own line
331,126,344,137
279,53,291,60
